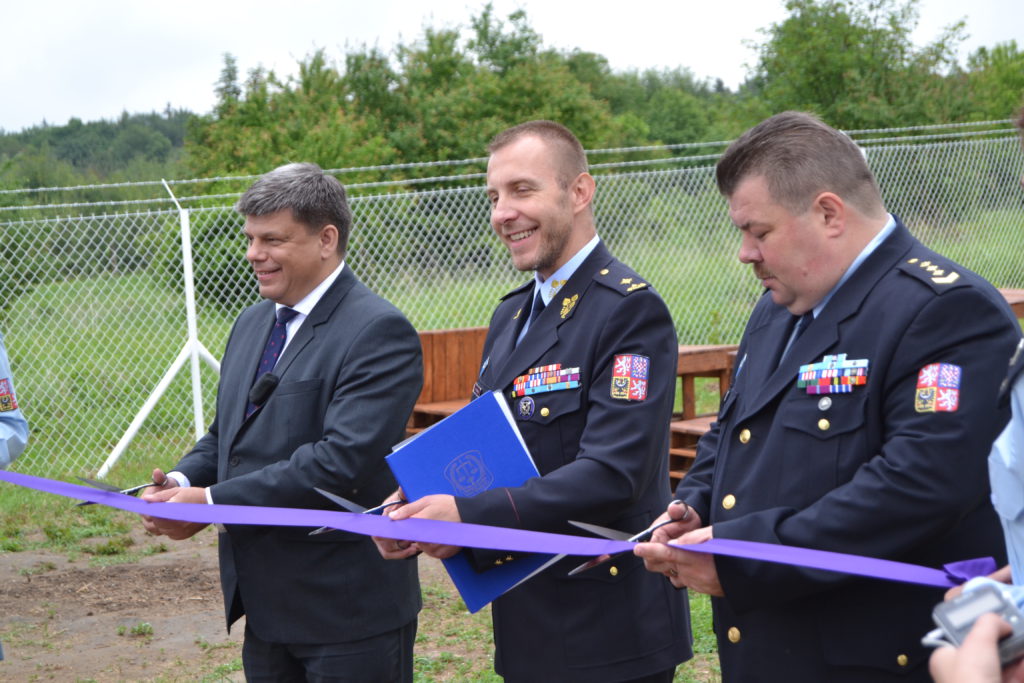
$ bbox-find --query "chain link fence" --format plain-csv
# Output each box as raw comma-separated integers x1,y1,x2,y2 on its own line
1,122,1021,478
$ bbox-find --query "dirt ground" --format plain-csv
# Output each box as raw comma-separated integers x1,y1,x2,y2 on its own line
0,526,455,682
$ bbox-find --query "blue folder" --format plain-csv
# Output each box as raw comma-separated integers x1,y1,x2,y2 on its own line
386,390,559,612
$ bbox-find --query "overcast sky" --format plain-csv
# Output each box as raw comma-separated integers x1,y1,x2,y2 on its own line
2,0,1021,133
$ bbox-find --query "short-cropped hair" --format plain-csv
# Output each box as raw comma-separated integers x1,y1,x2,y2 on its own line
236,162,352,254
716,111,883,216
488,120,588,188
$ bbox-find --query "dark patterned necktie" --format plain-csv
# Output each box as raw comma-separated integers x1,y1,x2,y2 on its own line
247,307,298,416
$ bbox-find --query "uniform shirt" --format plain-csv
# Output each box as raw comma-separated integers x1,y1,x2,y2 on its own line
0,330,28,469
989,339,1024,584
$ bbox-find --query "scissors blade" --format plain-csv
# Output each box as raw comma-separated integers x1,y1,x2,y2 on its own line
314,487,368,513
309,488,366,535
74,477,155,506
566,519,675,576
567,520,633,541
76,476,120,492
309,489,408,535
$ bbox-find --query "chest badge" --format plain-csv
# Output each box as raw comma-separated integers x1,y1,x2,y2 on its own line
517,396,536,419
797,354,869,394
511,364,581,398
560,294,579,319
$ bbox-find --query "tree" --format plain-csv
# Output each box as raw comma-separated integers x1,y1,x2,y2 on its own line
966,41,1024,120
751,0,967,129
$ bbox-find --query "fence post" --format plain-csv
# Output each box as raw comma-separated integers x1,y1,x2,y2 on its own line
95,184,220,478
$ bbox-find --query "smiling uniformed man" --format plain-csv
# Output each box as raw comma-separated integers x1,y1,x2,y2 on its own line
636,111,1021,682
376,120,692,683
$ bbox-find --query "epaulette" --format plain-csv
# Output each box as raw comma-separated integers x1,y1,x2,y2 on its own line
896,255,967,294
593,261,651,296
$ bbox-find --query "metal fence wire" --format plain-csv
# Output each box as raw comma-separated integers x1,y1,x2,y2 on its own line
2,122,1022,477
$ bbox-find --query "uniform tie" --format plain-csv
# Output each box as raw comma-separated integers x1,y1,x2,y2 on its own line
247,307,298,416
778,312,814,368
528,289,546,325
794,312,814,340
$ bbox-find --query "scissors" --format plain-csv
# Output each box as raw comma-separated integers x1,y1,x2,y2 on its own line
308,488,407,535
566,518,677,575
74,477,160,506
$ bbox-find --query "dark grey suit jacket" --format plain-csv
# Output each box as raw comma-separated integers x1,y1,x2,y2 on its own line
175,266,423,644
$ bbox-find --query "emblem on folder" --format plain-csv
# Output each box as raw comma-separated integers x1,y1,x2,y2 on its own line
915,362,961,413
444,450,494,496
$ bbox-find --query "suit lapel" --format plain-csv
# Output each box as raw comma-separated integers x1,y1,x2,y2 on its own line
490,244,612,390
740,221,915,419
274,267,357,379
224,301,276,435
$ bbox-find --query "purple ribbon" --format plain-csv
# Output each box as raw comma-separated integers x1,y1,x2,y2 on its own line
0,470,991,589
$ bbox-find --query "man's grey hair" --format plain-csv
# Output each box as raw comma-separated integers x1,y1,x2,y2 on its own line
236,162,352,255
716,111,884,217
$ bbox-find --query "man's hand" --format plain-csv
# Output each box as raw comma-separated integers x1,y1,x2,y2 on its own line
635,525,724,596
929,612,1024,683
372,493,463,560
371,489,421,560
947,565,1015,601
140,475,209,541
648,499,702,543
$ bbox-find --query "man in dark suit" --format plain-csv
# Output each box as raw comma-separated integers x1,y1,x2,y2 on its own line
636,111,1021,681
376,121,691,682
140,162,422,682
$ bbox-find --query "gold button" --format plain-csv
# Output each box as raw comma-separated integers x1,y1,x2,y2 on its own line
600,268,609,275
540,407,550,417
494,559,503,566
738,428,751,443
727,627,741,643
818,418,830,431
505,555,513,562
609,566,618,577
723,494,736,510
897,654,908,667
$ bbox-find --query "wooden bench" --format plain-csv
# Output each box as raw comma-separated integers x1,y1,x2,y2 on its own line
669,345,738,488
407,327,488,435
1001,288,1024,319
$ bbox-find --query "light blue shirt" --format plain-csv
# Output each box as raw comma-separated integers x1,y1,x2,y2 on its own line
0,330,29,470
517,235,600,344
988,339,1024,585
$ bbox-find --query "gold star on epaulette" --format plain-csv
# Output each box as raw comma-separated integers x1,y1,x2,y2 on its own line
907,258,960,285
620,277,633,285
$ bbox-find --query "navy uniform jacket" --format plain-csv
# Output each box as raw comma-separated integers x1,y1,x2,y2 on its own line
456,243,692,682
174,268,423,644
678,220,1020,681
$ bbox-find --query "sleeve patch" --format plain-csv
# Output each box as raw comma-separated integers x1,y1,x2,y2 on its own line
611,354,649,401
914,363,961,413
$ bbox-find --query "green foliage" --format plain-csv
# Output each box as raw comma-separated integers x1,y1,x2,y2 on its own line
0,109,191,197
751,0,969,129
966,41,1024,120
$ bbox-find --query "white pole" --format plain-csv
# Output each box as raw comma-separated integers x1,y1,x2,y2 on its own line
177,207,206,439
97,345,191,479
